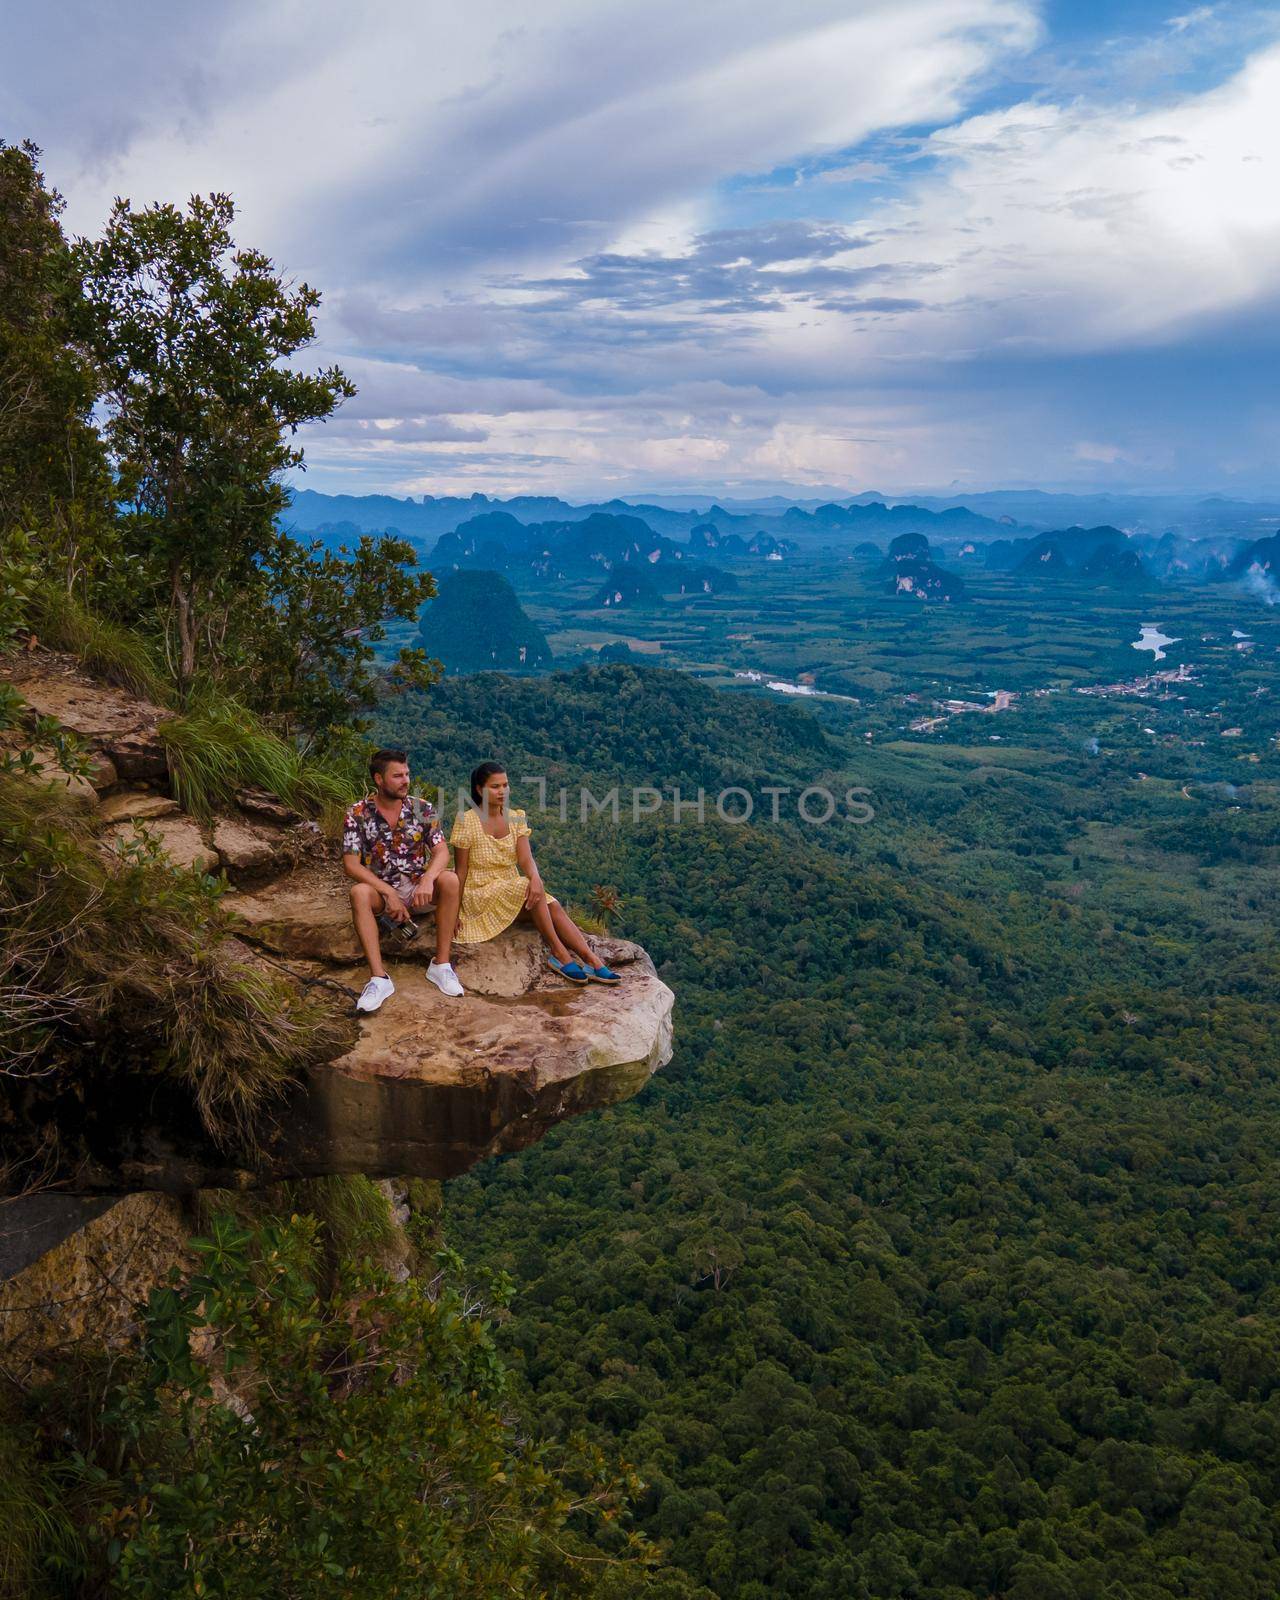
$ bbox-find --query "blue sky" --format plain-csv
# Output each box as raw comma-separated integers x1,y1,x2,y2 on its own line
5,1,1280,498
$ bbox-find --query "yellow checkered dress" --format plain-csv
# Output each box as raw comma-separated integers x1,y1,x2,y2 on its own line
450,807,557,944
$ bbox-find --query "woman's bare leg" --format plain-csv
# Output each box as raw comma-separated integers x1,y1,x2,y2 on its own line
549,903,599,967
523,899,573,964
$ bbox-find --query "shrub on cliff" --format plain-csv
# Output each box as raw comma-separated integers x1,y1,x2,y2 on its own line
0,769,349,1147
47,1216,651,1598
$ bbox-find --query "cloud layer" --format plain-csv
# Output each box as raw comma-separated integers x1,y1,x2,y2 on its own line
7,0,1280,494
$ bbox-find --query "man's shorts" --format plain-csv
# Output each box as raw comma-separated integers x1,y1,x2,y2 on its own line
380,875,434,915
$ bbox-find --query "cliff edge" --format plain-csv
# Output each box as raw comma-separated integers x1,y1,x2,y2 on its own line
1,653,674,1254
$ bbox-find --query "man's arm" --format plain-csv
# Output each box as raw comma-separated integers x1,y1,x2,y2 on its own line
342,851,390,891
343,853,392,894
410,839,450,907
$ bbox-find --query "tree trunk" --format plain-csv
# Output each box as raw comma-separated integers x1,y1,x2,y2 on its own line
171,566,197,694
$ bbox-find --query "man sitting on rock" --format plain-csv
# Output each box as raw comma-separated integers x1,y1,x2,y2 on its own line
342,748,464,1011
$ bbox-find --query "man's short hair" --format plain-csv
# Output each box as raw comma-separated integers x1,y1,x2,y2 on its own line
370,748,408,782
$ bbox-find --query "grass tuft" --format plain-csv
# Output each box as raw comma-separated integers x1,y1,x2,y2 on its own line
284,1175,400,1261
0,1412,83,1599
159,698,353,822
30,588,168,703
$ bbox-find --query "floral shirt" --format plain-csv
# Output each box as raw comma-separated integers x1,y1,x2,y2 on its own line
341,795,445,886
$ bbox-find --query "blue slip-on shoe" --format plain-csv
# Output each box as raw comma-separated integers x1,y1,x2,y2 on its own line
548,956,589,985
585,964,621,985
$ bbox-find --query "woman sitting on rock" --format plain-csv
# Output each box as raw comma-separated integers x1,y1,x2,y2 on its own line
451,762,619,986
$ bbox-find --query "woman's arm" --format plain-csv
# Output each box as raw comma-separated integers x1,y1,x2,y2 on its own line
515,835,545,908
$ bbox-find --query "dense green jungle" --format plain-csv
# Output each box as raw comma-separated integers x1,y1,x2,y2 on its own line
378,557,1280,1599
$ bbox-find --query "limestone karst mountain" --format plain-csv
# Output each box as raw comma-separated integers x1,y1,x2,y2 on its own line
878,532,967,601
1016,540,1072,575
417,568,552,672
670,563,738,596
1081,543,1148,583
590,565,666,608
985,524,1148,580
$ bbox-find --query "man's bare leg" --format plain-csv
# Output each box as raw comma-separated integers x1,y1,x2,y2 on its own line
432,869,460,964
350,882,388,978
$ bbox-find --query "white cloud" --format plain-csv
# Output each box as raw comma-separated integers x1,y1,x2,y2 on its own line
9,1,1280,494
26,0,1037,279
1073,440,1126,464
1167,7,1215,33
850,41,1280,353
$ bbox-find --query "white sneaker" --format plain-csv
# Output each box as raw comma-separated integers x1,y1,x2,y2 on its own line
356,975,395,1013
427,961,465,998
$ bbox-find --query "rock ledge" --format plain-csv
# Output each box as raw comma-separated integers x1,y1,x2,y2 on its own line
3,652,675,1204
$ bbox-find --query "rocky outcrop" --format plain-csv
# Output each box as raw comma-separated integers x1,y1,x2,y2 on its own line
0,1194,194,1377
106,813,222,872
97,790,181,823
66,922,673,1196
7,655,168,781
0,1180,429,1377
3,652,675,1213
276,930,672,1183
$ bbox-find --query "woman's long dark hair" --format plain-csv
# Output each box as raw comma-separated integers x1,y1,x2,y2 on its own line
469,761,507,806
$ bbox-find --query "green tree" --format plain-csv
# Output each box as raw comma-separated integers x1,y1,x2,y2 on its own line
0,141,111,575
72,192,356,693
65,1216,649,1599
234,528,438,746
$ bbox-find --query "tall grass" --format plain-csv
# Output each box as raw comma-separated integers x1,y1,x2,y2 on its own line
0,1413,82,1599
0,772,353,1147
159,697,355,823
25,593,362,825
30,587,168,704
286,1174,399,1260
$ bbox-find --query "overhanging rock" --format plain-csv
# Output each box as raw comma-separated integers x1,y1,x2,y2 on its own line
275,932,674,1182
2,653,675,1201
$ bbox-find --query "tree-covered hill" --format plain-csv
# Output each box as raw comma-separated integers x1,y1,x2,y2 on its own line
389,663,831,795
380,664,1280,1600
417,568,552,673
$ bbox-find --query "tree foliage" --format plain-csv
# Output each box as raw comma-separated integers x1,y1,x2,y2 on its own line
47,1215,649,1599
0,141,111,572
0,159,444,750
71,193,355,690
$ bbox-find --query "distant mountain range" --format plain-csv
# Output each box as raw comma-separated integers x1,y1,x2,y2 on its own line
280,488,1280,598
286,485,1280,543
282,487,1021,558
